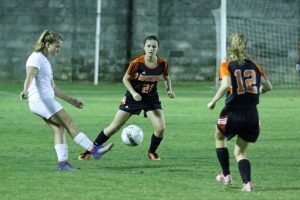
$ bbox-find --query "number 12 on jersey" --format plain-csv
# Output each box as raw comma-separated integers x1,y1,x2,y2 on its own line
234,69,258,95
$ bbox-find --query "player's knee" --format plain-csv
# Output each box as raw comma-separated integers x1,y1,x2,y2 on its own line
215,133,224,141
155,125,165,136
234,150,246,161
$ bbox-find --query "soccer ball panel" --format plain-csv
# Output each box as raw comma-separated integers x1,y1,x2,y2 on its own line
121,125,144,146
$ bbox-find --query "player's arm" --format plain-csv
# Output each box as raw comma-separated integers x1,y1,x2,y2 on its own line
260,80,272,94
257,65,272,94
20,66,37,99
52,80,84,108
122,73,142,101
163,75,175,98
207,75,231,110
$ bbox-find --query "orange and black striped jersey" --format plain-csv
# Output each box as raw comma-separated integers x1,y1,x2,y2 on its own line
125,54,168,98
219,59,268,105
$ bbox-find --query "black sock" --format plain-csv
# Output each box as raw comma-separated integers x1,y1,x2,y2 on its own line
93,130,110,146
238,159,251,183
216,148,230,176
148,133,163,153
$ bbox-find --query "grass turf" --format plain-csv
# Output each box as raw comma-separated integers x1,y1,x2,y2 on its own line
0,82,299,200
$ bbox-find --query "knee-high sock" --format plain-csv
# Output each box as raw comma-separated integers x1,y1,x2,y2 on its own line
73,132,94,151
238,159,251,183
94,130,110,146
216,148,230,176
148,133,163,153
55,144,68,162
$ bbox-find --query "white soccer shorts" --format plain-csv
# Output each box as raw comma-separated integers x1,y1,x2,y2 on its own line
29,98,63,119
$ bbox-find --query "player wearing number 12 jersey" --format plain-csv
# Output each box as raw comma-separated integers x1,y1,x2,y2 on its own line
78,35,175,161
207,33,272,192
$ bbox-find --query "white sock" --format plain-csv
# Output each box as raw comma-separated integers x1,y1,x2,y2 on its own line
73,132,94,151
55,144,68,162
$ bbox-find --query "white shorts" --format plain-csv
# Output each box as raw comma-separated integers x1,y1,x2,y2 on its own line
29,98,63,119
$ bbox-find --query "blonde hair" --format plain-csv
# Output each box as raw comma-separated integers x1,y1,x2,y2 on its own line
33,30,63,52
226,33,248,65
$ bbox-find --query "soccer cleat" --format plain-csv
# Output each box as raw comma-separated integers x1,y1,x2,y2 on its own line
57,161,76,171
90,143,114,160
241,182,254,192
78,143,114,160
78,150,91,160
216,173,232,185
148,152,161,160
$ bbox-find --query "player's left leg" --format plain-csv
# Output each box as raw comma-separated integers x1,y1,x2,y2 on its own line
146,109,165,160
234,136,254,192
215,126,232,184
78,110,131,160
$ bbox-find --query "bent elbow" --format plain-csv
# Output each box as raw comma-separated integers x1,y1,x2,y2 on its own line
122,76,128,84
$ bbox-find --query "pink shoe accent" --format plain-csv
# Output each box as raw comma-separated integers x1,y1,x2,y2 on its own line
241,182,254,192
216,173,232,185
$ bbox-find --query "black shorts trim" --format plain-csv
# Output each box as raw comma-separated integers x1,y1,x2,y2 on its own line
119,94,162,117
119,103,162,115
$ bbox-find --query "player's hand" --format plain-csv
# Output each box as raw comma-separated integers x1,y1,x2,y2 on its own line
207,101,216,110
167,90,175,98
296,61,300,71
132,93,142,101
20,91,28,100
71,98,84,108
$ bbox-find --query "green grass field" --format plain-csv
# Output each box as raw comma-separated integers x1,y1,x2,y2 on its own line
0,82,299,200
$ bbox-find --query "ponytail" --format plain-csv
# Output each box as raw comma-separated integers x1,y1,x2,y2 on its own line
226,33,248,65
33,30,63,52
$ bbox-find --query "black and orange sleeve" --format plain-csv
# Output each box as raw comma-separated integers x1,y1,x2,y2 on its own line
126,62,139,76
253,61,269,81
219,62,230,80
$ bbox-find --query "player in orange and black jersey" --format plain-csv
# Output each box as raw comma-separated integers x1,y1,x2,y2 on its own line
78,35,175,161
221,59,266,106
207,33,272,192
120,53,169,115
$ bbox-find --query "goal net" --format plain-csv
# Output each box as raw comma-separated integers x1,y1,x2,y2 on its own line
213,0,300,86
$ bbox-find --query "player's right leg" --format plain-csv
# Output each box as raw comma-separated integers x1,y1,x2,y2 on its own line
235,136,254,192
78,110,131,160
48,109,109,160
146,109,165,160
102,110,132,137
48,108,80,137
215,126,232,184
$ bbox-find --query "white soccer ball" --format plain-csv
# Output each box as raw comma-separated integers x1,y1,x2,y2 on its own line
121,125,144,146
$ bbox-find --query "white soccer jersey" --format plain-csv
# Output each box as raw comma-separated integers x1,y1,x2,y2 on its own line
26,52,55,103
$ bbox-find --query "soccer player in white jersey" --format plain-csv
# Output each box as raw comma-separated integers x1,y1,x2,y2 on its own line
20,30,113,170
